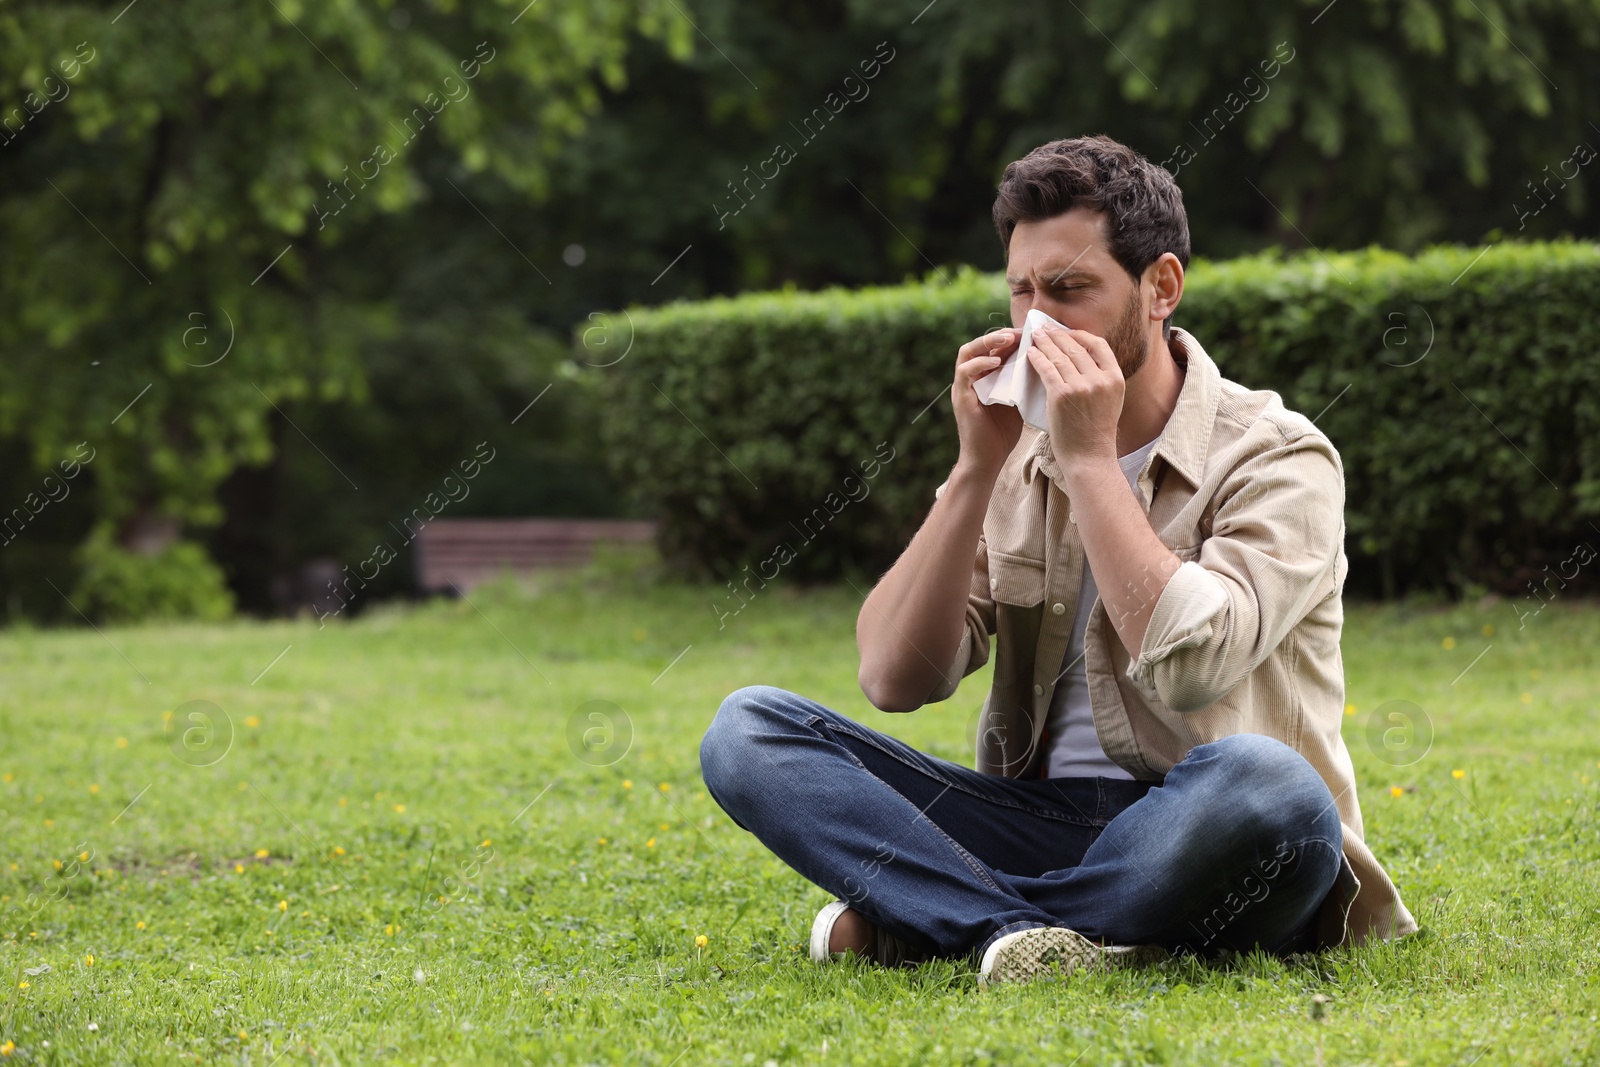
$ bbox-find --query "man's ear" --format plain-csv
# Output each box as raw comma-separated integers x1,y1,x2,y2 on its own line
1147,252,1185,322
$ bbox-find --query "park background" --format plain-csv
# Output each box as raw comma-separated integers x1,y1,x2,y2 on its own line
1,1,1598,1064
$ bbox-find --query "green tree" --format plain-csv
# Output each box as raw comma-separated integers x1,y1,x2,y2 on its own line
538,0,1600,305
0,0,689,618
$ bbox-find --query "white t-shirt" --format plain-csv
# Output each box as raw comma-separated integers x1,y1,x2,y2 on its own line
1042,436,1159,779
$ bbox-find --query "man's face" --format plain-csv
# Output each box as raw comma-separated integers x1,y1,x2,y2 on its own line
1005,208,1151,378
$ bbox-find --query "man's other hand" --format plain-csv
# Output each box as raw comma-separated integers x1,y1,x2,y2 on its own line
953,328,1025,476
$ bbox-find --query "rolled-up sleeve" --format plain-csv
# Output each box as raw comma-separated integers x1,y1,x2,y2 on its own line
924,478,996,704
1126,433,1344,713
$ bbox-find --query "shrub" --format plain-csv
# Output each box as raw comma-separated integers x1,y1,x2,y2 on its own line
585,242,1600,597
74,533,235,623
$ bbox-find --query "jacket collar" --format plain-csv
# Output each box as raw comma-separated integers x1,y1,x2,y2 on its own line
1021,325,1221,492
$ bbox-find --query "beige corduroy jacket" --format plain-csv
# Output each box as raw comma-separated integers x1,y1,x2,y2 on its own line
928,326,1416,949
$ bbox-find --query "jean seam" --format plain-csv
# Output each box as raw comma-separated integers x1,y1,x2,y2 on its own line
807,715,1007,895
817,715,1101,828
1041,777,1120,829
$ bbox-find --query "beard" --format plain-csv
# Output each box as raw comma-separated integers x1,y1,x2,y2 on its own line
1105,288,1149,379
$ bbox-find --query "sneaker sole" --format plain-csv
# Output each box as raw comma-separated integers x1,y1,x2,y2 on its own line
979,927,1167,987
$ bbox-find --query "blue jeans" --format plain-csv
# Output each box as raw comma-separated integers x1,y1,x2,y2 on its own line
699,685,1343,961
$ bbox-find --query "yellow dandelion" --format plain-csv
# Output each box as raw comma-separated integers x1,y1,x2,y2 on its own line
1343,703,1356,717
1520,692,1533,704
0,1040,12,1056
79,851,88,862
384,924,397,936
264,929,273,936
1452,769,1466,779
333,846,346,856
89,783,100,794
1390,786,1404,798
238,1030,248,1040
1441,636,1456,650
1,773,10,782
694,934,708,948
658,783,671,792
43,819,53,828
1482,624,1494,637
17,982,28,990
622,779,633,790
277,900,288,912
597,837,607,845
338,796,348,807
659,822,669,831
85,954,94,966
392,804,406,813
53,860,63,871
244,716,261,728
115,737,129,749
136,921,146,931
480,839,492,848
254,849,269,859
646,837,656,848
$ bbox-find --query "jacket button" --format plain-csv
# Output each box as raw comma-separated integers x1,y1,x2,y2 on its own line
989,577,998,590
1033,683,1044,696
1051,602,1065,615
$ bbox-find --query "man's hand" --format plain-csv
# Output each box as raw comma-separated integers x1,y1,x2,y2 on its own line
1027,324,1125,473
856,329,1021,713
952,328,1025,477
1025,322,1179,660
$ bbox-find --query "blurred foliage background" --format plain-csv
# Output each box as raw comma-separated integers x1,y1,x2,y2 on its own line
2,0,1597,621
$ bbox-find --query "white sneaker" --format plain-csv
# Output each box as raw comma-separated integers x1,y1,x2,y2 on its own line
808,901,924,967
808,901,854,963
978,926,1167,988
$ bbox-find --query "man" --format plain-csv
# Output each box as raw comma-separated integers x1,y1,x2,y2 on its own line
699,135,1415,986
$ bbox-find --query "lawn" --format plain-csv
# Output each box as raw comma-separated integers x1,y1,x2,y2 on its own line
0,554,1596,1065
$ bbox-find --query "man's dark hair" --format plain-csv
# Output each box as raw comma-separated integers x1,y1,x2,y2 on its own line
992,135,1191,336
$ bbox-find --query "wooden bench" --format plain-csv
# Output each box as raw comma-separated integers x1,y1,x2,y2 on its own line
412,518,657,593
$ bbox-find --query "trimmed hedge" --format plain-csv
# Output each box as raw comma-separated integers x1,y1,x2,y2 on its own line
583,242,1600,597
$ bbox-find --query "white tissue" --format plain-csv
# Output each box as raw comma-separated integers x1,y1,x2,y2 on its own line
972,307,1062,431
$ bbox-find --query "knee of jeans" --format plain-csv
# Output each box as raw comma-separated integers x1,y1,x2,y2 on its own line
699,685,789,796
1202,734,1341,847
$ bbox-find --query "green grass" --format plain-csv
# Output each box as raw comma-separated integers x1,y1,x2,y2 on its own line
1,555,1597,1065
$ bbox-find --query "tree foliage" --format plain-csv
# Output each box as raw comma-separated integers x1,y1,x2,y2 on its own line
3,0,1597,619
0,0,689,616
545,0,1600,302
